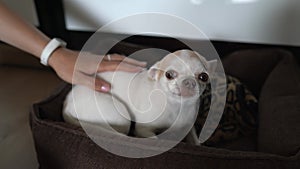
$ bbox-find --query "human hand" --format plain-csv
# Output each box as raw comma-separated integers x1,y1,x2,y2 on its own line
48,48,147,92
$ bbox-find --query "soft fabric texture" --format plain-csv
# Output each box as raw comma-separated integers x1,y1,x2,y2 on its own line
30,48,300,169
221,49,284,97
31,83,298,169
223,49,300,156
258,51,300,156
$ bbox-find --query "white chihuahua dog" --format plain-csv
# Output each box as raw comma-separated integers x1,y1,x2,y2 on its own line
63,49,217,143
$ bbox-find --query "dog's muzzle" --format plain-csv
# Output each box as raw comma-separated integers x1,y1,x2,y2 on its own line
182,78,197,90
178,77,199,97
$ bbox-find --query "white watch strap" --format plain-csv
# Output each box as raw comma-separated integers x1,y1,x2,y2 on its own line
40,38,67,66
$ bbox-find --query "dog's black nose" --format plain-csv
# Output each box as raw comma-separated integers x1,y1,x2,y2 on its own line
182,78,197,89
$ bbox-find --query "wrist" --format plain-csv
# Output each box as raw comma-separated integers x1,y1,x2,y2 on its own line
47,47,67,68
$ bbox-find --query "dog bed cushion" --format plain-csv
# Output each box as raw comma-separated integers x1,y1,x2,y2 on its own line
30,83,297,169
258,50,300,156
222,49,300,157
30,48,300,169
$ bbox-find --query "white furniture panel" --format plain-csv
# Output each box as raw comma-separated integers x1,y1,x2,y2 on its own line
63,0,300,46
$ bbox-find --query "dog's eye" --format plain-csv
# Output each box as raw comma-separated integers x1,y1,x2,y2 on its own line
165,70,178,80
198,72,209,82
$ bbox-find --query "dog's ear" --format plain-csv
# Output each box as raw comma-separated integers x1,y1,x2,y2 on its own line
148,61,161,81
206,59,218,74
193,51,218,74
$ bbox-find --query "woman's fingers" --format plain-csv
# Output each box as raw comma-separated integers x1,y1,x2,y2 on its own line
77,53,146,75
123,56,147,67
98,60,145,73
74,54,146,92
50,49,146,93
104,54,147,67
74,71,111,93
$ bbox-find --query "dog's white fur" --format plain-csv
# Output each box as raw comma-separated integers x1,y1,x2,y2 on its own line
63,49,217,144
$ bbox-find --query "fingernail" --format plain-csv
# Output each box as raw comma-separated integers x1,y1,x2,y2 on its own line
136,66,146,72
140,61,147,66
101,85,110,92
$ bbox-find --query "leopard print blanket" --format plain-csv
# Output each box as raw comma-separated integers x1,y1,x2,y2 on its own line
195,75,258,146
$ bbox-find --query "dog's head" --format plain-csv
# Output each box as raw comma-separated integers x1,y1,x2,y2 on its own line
148,49,217,98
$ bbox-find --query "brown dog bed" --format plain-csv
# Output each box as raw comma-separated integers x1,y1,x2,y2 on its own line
30,48,300,169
